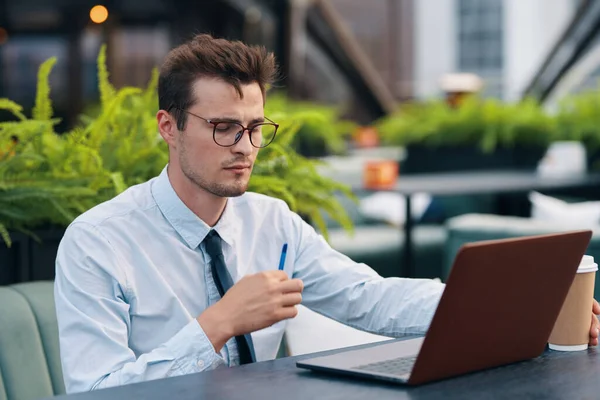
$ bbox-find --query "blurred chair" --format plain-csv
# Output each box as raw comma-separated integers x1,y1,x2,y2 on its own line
0,281,389,396
323,191,447,279
0,282,65,400
328,224,447,279
444,213,600,299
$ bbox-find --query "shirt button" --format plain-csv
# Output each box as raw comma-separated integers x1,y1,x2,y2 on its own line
197,360,205,368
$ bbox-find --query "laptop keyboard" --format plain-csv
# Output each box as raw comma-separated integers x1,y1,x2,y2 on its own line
354,355,417,376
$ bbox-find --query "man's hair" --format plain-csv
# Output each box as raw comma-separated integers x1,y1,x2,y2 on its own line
159,34,278,130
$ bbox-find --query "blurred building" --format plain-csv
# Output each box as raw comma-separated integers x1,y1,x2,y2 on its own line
0,0,402,129
326,0,414,101
0,0,588,131
525,0,600,107
0,0,288,129
414,0,578,100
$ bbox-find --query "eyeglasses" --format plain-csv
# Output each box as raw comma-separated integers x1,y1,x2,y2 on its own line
175,108,279,148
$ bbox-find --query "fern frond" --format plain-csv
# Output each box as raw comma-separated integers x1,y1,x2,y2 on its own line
0,99,27,121
248,175,297,210
0,119,59,141
109,172,127,194
98,44,116,108
32,57,57,121
144,68,160,106
48,198,76,223
0,203,38,221
14,227,41,243
0,185,96,202
0,222,11,248
308,211,329,241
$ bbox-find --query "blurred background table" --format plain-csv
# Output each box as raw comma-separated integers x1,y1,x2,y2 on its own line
323,166,600,277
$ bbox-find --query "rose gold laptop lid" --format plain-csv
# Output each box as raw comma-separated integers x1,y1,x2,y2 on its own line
408,230,592,384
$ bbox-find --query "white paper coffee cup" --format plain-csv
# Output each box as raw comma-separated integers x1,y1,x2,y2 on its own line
548,255,598,351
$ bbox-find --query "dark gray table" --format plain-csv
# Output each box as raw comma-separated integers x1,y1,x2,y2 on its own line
342,170,600,277
48,337,600,400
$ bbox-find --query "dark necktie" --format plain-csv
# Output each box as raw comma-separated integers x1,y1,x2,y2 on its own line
203,230,256,364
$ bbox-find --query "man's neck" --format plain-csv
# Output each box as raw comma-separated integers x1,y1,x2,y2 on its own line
166,165,227,227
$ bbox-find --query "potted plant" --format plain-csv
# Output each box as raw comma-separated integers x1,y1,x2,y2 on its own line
375,96,554,174
553,86,600,170
264,93,357,158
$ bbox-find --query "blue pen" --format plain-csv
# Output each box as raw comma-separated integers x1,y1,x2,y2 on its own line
278,243,288,271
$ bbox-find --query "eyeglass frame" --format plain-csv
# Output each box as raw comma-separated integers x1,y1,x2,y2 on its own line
171,107,279,148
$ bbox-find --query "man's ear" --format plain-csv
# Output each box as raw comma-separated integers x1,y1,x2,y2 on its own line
157,110,179,148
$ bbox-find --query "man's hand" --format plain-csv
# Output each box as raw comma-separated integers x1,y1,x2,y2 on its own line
590,299,600,346
197,271,304,352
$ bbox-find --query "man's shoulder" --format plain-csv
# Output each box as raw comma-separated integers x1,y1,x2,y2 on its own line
232,192,305,236
71,178,157,228
233,192,291,214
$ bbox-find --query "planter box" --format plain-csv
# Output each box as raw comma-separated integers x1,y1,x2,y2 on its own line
399,144,547,220
0,228,65,285
401,144,547,175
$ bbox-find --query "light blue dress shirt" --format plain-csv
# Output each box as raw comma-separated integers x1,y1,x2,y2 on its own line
55,166,445,394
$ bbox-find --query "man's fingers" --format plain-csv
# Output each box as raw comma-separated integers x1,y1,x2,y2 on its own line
590,312,600,346
264,270,290,281
593,299,600,315
276,306,299,320
279,278,304,293
281,292,302,307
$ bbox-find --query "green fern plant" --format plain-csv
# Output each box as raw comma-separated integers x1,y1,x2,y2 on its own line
0,58,112,247
265,93,357,157
554,85,600,150
0,46,355,247
76,45,167,190
376,96,557,152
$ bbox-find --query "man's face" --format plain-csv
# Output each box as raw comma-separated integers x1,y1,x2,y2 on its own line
176,78,263,198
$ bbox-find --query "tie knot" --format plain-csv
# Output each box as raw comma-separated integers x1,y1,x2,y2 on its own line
203,230,222,258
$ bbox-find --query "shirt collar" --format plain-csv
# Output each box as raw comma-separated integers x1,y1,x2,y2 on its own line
151,166,240,249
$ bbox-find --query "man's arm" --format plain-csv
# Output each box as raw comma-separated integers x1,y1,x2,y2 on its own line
55,222,224,394
289,213,445,336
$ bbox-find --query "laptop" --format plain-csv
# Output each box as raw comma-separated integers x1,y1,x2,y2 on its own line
296,230,592,385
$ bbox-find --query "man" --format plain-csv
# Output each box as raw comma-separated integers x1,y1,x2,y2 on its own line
54,34,600,394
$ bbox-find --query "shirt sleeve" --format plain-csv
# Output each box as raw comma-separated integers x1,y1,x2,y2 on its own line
289,212,445,336
54,222,225,394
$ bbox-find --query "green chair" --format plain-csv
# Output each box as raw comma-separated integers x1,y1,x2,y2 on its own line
322,191,447,279
328,224,447,279
444,213,600,299
0,282,65,400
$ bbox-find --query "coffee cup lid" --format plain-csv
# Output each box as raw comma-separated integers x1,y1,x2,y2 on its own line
578,255,598,273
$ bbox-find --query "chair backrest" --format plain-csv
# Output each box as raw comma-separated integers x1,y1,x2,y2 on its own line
0,281,64,400
445,214,600,299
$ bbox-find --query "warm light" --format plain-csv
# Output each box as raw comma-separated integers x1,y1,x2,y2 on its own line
0,27,8,45
90,5,109,24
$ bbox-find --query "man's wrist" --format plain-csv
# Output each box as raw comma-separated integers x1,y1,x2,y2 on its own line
197,303,234,353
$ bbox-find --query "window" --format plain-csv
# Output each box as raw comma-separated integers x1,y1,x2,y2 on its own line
458,0,504,98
